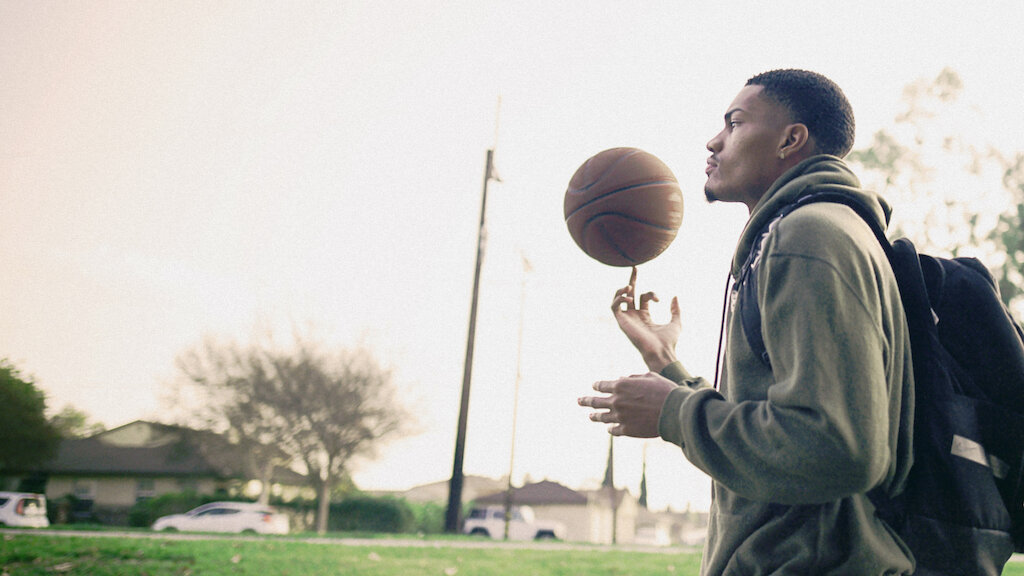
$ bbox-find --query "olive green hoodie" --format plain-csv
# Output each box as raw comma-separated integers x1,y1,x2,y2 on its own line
659,156,915,575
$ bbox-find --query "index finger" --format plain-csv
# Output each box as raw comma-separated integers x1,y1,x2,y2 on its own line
629,266,638,290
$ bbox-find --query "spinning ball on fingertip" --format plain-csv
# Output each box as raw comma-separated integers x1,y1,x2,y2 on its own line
564,147,684,267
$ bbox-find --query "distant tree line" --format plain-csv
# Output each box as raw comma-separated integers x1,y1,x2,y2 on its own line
848,67,1024,318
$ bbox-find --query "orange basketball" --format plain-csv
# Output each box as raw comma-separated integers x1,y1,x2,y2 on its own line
564,147,684,267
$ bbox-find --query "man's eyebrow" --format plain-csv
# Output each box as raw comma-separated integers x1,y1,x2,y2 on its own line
724,108,744,123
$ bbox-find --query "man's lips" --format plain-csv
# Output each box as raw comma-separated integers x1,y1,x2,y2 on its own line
705,159,718,175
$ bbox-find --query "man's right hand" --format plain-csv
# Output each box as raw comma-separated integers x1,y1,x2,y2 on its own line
613,266,681,372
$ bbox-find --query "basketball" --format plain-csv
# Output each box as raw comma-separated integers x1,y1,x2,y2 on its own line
564,147,684,267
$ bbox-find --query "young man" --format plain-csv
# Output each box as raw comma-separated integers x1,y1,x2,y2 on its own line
579,70,916,574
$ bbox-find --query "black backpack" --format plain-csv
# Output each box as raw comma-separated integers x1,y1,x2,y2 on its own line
737,192,1024,576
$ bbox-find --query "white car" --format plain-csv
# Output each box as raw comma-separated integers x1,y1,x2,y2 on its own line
152,501,289,535
463,505,565,540
0,492,49,528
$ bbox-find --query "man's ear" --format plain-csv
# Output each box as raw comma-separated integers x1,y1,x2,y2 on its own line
778,124,811,159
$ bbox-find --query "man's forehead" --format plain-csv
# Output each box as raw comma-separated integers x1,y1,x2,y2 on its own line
726,85,766,114
726,84,790,121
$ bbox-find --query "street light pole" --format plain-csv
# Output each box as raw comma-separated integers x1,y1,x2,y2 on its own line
504,255,531,540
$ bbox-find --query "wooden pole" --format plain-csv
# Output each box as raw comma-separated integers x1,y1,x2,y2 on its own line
445,148,496,533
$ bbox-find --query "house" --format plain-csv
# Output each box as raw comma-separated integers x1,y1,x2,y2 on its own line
379,475,507,505
634,505,710,547
410,478,707,546
472,479,641,545
27,421,306,524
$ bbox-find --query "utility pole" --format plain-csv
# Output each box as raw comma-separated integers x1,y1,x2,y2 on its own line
445,147,500,533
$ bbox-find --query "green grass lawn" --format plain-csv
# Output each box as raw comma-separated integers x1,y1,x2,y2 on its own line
0,531,699,576
5,531,1024,575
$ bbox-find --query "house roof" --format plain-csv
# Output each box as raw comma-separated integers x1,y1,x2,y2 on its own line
24,420,310,488
474,480,588,506
380,475,506,504
44,436,239,478
39,421,244,479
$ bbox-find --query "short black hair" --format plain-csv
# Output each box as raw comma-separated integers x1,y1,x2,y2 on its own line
746,69,855,158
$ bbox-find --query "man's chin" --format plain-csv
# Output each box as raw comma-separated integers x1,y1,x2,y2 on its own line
704,186,719,204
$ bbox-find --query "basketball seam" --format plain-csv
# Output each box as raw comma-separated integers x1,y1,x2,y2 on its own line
571,148,644,192
565,181,678,221
595,221,636,265
581,210,679,231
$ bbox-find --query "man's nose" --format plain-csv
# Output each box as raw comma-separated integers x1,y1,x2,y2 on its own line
706,129,724,152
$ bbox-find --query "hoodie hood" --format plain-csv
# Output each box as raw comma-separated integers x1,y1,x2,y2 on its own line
730,155,892,278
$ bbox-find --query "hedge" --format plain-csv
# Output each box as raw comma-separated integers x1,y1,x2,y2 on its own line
128,492,212,528
329,496,414,533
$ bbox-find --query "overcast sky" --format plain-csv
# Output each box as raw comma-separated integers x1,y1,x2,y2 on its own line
4,1,1023,512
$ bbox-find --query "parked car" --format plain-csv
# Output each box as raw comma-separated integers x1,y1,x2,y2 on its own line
0,492,50,528
152,502,289,535
463,505,565,540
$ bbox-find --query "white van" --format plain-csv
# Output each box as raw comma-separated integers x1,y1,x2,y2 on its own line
0,492,50,528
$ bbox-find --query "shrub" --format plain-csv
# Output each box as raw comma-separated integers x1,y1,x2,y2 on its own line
408,501,446,534
329,495,414,533
128,492,209,528
46,494,97,525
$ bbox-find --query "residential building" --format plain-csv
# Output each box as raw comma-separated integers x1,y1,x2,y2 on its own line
405,478,706,546
381,475,506,505
22,421,306,524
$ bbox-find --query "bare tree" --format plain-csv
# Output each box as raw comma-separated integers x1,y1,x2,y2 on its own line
175,336,291,504
174,332,408,533
262,339,407,533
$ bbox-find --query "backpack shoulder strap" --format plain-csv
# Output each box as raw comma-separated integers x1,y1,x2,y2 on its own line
739,192,893,369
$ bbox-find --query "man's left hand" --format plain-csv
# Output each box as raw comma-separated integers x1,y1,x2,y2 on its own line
578,372,676,438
